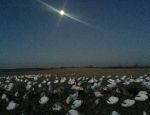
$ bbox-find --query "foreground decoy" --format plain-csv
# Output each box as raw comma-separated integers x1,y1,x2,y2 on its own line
66,95,72,104
71,100,83,109
107,96,119,104
52,102,62,111
94,90,103,97
138,91,147,95
6,101,19,110
110,111,120,115
1,93,7,99
66,109,80,115
121,99,135,107
95,98,100,105
134,93,148,101
39,96,49,104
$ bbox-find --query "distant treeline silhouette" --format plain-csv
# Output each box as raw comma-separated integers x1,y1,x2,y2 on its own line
0,65,150,72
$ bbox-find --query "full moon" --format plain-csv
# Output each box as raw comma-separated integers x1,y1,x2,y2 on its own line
60,10,65,15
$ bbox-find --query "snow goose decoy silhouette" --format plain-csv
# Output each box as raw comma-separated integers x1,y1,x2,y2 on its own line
42,80,47,84
71,85,82,90
1,93,7,99
88,78,94,83
39,96,49,104
47,81,51,85
110,111,120,115
66,95,72,104
71,100,83,109
115,79,121,83
52,102,62,111
107,96,119,104
94,90,103,97
121,99,135,107
60,77,66,83
95,98,100,105
71,92,79,100
6,83,14,91
6,101,19,110
138,91,147,95
26,84,32,90
68,78,75,85
77,77,82,81
38,84,42,88
14,92,19,97
134,93,148,101
54,80,59,84
67,109,80,115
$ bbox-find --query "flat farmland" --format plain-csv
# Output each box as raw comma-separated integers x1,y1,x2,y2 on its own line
1,68,150,77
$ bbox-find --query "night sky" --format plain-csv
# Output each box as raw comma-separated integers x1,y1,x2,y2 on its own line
0,0,150,69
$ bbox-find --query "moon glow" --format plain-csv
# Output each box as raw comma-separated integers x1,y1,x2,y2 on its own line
60,10,65,15
38,0,96,28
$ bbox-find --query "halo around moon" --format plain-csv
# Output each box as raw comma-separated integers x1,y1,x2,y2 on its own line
38,0,97,28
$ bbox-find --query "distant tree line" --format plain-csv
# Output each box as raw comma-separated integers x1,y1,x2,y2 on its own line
0,64,150,72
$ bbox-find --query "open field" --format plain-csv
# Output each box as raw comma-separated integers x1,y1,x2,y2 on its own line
1,68,150,77
0,68,150,115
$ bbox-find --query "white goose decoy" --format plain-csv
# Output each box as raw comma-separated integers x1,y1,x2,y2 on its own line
145,81,150,89
99,78,103,81
26,84,32,90
121,99,135,107
121,76,126,80
129,79,135,83
38,84,42,88
143,111,147,115
145,77,150,81
68,78,75,85
39,96,49,104
6,101,19,110
32,81,37,86
54,80,59,84
24,79,28,82
123,81,130,85
6,83,14,91
141,80,148,86
1,93,7,100
27,81,31,85
88,78,94,83
71,92,79,101
52,102,62,111
23,93,28,99
138,91,148,95
107,96,119,104
71,100,83,109
60,77,66,83
66,95,72,104
14,92,19,97
95,98,100,105
110,111,120,115
47,81,51,85
134,93,148,101
67,109,80,115
42,80,47,84
94,90,103,97
48,85,52,91
34,76,38,81
107,79,115,84
71,85,82,90
97,82,102,87
115,79,121,83
77,77,82,81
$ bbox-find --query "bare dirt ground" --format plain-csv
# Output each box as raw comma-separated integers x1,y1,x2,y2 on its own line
1,68,150,77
